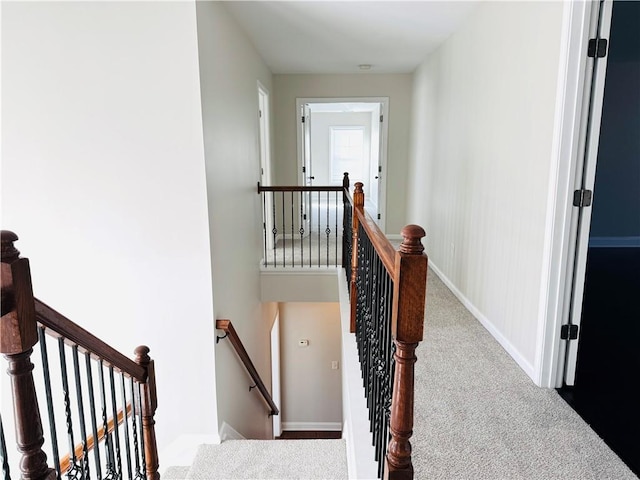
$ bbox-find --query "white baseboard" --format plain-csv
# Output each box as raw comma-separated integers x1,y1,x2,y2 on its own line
428,261,537,381
281,422,342,431
219,421,246,441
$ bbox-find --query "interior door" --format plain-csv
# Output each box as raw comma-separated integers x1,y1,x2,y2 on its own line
563,0,613,385
301,103,312,235
561,1,640,475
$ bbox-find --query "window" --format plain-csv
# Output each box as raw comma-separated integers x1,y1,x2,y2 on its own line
330,126,365,184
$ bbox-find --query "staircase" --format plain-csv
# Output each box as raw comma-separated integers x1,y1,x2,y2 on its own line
163,439,348,480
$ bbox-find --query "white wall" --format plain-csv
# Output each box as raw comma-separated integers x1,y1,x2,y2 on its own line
1,0,217,453
279,302,342,430
273,74,412,235
195,2,275,440
406,1,565,381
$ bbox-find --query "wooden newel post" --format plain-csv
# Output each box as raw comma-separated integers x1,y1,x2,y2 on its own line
350,182,365,333
0,231,56,480
135,346,160,480
385,225,428,480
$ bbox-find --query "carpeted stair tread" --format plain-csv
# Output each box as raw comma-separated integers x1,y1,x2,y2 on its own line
186,439,348,479
162,466,191,479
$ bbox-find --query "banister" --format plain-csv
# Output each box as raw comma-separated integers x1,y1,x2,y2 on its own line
257,182,345,193
215,319,279,417
59,403,132,474
35,299,146,383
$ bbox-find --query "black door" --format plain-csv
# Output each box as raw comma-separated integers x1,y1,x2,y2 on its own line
560,1,640,475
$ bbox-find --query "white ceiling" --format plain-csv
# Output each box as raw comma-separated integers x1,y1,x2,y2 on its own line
224,1,480,74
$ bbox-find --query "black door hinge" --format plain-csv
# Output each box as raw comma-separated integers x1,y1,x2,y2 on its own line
380,114,384,123
302,166,306,173
301,116,305,123
588,38,608,58
560,324,579,340
377,213,381,220
303,214,307,220
573,189,592,207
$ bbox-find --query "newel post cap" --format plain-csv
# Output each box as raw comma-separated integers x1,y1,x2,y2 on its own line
134,345,151,365
1,230,20,263
399,225,426,255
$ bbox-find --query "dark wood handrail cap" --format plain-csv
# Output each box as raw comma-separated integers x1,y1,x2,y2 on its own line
399,225,426,255
134,345,151,365
1,230,20,263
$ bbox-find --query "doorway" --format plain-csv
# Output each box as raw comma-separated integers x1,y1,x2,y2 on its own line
296,97,389,230
558,1,640,475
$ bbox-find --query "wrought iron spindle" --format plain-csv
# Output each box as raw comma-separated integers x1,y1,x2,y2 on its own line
38,326,61,479
272,192,277,268
290,191,295,267
262,193,267,267
84,353,102,480
281,191,285,267
120,374,133,480
325,191,330,267
317,191,321,266
335,191,338,266
108,367,123,479
98,361,117,480
129,379,144,480
58,338,82,480
136,383,147,479
299,191,305,267
0,413,10,480
71,345,90,479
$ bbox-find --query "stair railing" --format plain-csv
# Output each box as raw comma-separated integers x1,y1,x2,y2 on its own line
345,183,428,480
215,319,279,417
257,172,351,268
0,230,159,480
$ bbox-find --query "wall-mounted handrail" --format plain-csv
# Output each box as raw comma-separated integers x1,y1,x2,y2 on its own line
216,319,279,417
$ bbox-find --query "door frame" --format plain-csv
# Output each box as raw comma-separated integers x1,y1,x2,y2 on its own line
295,97,389,232
258,81,275,251
536,0,613,388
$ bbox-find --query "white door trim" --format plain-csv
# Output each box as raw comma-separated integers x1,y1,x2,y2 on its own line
295,97,389,232
536,0,612,388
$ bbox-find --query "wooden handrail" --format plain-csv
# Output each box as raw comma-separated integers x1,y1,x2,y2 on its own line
216,319,279,416
59,403,132,474
1,231,160,480
257,182,345,193
35,299,146,382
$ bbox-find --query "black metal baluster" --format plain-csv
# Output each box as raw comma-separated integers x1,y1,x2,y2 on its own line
38,327,61,479
299,191,305,267
0,413,11,480
262,192,267,267
120,374,133,480
84,353,101,480
335,191,338,267
58,338,81,480
129,379,143,480
109,367,123,479
136,383,147,479
317,191,321,266
281,191,286,267
291,191,295,267
326,191,330,267
99,360,117,480
272,192,277,268
71,346,90,479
